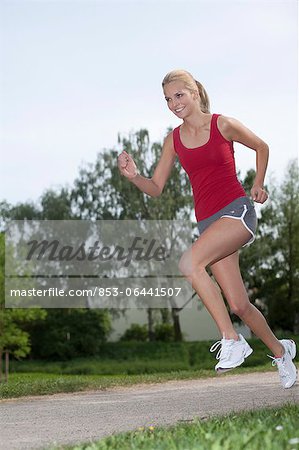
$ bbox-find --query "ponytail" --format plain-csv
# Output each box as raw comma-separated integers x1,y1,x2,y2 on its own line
195,80,210,113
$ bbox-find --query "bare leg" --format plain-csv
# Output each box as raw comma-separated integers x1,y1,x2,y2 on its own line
190,269,238,340
210,251,284,357
179,217,253,340
179,216,284,356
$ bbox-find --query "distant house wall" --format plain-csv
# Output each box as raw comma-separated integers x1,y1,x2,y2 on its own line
108,299,251,342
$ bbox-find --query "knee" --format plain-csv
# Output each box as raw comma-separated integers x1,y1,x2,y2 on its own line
178,252,192,277
178,251,205,278
230,302,251,318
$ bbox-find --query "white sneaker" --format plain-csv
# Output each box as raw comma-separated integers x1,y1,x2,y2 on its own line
268,339,297,389
210,334,253,373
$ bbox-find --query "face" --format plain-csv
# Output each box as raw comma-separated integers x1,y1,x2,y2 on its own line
163,80,198,118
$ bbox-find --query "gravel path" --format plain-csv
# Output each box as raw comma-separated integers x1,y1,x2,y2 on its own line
0,371,298,450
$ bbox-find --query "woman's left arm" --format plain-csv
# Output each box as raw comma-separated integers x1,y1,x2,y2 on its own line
218,116,269,204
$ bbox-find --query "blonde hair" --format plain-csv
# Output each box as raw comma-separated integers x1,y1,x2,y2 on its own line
162,69,210,113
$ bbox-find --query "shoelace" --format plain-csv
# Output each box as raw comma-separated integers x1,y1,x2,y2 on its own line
267,354,290,378
210,339,234,361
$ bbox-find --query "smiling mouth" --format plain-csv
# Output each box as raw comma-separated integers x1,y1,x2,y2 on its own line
175,107,185,113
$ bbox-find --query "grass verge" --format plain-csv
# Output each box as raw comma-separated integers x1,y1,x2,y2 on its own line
48,403,299,450
2,337,298,400
0,364,277,400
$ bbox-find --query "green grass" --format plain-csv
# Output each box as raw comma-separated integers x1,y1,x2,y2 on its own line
48,404,299,450
1,337,298,400
10,337,296,375
0,364,277,399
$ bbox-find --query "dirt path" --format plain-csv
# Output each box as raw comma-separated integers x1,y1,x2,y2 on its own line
0,371,298,450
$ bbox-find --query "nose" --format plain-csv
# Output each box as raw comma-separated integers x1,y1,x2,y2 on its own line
172,98,181,109
174,96,181,105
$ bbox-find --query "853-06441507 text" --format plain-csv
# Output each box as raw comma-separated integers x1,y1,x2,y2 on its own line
97,286,182,297
9,286,182,298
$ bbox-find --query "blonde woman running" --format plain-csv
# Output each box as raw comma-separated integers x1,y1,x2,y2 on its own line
118,69,297,389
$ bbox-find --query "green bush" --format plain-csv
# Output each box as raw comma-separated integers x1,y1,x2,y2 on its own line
98,341,190,362
154,323,175,341
120,323,148,342
28,309,111,360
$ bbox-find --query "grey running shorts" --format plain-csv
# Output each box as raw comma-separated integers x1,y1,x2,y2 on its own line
197,196,258,247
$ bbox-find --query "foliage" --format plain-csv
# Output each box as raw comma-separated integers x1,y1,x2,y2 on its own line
70,128,194,341
0,129,298,347
40,188,74,220
239,160,299,333
2,336,298,399
71,128,193,220
120,323,148,342
0,233,46,381
0,189,113,364
28,309,112,360
154,323,175,341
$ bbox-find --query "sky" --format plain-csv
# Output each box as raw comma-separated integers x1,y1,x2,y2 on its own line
0,0,298,210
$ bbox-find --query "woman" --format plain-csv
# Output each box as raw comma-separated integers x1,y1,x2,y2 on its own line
117,69,297,388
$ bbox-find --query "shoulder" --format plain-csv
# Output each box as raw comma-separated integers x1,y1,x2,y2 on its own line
162,130,176,155
217,115,242,141
217,115,268,147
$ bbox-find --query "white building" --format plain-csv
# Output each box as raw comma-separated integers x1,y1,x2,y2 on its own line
108,298,251,342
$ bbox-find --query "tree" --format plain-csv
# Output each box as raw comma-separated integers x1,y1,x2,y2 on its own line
71,129,193,220
40,188,74,220
267,160,299,332
0,200,41,230
0,233,46,381
28,308,111,360
0,188,113,362
238,160,299,333
71,129,194,341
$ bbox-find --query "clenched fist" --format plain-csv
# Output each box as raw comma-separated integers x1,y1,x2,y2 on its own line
250,185,269,204
118,150,139,180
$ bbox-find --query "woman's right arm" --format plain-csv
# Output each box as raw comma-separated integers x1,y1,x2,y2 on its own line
117,132,177,197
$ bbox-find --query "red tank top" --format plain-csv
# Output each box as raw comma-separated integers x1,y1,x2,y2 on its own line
173,114,246,221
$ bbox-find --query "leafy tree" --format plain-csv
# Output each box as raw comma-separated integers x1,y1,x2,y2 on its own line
71,129,193,220
266,160,299,332
71,129,194,341
40,188,74,220
0,188,113,362
0,233,46,381
238,160,299,333
0,200,41,230
0,187,74,226
28,308,111,360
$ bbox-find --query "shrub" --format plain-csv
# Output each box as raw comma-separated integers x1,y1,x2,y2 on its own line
154,323,175,342
120,323,148,341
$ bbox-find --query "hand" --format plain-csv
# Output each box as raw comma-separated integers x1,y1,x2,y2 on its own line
250,185,268,204
117,150,139,180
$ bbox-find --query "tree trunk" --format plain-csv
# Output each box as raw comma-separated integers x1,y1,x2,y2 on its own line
160,308,170,324
5,351,9,383
171,307,183,341
0,349,2,383
147,308,155,341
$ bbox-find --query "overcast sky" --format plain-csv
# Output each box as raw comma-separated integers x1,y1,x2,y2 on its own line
0,0,298,209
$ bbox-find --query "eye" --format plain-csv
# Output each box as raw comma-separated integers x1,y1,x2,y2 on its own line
165,97,170,102
176,93,183,98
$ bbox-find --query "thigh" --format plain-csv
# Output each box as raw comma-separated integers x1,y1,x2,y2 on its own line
187,216,252,271
210,251,248,305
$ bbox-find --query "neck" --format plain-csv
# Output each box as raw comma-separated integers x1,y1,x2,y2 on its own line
182,110,212,133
